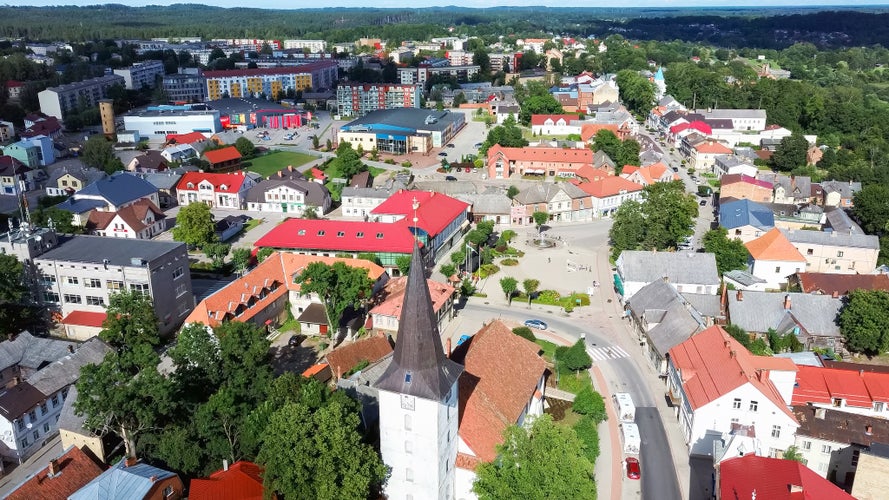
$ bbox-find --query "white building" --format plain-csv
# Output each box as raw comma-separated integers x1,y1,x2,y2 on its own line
37,75,126,121
667,325,799,457
340,186,395,218
176,171,255,209
113,60,165,90
744,228,807,289
123,107,222,141
244,173,331,217
614,250,720,300
282,39,327,52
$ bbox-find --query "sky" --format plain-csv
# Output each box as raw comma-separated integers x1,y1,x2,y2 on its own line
10,1,888,8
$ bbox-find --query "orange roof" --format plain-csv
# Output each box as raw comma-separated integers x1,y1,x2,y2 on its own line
581,123,620,142
745,228,806,262
61,311,107,328
301,362,330,378
177,171,249,194
571,175,644,198
369,276,455,319
325,336,393,379
668,325,797,421
486,144,593,164
5,445,105,500
574,164,611,181
694,141,733,155
165,132,208,145
202,146,241,164
185,252,385,327
530,114,578,126
451,320,546,462
86,199,165,233
189,461,271,500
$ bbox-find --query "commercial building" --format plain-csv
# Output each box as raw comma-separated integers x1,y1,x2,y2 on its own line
122,104,222,140
338,108,464,154
203,61,337,101
37,75,125,121
336,83,422,117
113,60,165,90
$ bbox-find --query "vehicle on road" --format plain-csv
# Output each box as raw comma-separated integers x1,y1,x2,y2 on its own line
445,175,458,181
524,319,548,330
288,335,305,347
438,152,448,156
447,143,455,148
474,142,483,148
626,457,641,479
614,392,636,422
621,423,641,455
672,166,679,172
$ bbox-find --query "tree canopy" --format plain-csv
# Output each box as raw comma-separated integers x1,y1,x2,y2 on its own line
172,202,217,249
609,181,698,260
838,290,889,354
481,115,528,155
616,69,656,117
590,129,641,170
81,135,123,174
294,261,374,334
499,276,518,303
702,228,750,274
771,133,810,172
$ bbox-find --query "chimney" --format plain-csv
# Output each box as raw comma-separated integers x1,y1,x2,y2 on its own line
736,290,743,301
12,376,21,386
48,458,60,476
446,337,452,357
784,295,791,310
223,459,229,471
288,165,293,172
730,350,736,358
67,345,74,354
125,456,138,467
832,291,839,298
150,475,158,482
789,484,803,494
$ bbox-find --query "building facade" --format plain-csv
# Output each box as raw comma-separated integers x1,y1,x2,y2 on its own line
162,71,207,103
113,60,165,90
204,62,338,101
337,83,422,117
37,75,126,121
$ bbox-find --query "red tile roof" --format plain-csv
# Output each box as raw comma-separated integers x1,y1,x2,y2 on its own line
86,199,165,233
795,272,889,296
792,365,889,408
61,311,107,328
745,228,807,262
451,320,546,462
189,461,271,500
487,144,594,164
325,336,393,379
721,174,773,190
623,162,677,185
719,454,854,500
177,171,248,194
202,146,242,165
255,219,421,255
5,446,105,500
670,120,712,136
694,141,732,155
530,114,578,126
165,132,208,145
369,276,455,319
371,190,469,238
570,175,644,198
669,325,797,420
580,123,620,142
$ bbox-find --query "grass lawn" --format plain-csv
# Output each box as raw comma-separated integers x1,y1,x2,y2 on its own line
247,151,316,178
535,338,593,394
243,218,262,232
369,166,386,177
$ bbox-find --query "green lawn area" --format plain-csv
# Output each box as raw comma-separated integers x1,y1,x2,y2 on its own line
247,151,317,178
369,166,386,177
535,338,593,394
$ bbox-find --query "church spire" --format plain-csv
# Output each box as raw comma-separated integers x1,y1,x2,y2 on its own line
374,243,462,401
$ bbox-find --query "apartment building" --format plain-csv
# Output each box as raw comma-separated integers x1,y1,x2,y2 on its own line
203,61,337,101
283,39,327,52
162,70,207,103
336,83,422,117
397,64,481,85
783,228,880,274
113,60,165,90
37,75,126,121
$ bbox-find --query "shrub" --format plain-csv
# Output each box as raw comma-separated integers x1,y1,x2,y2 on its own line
440,263,457,278
477,264,500,278
501,258,519,266
512,326,536,342
536,289,561,304
573,386,608,423
401,161,412,167
384,159,396,165
495,244,508,253
573,416,600,463
501,229,517,242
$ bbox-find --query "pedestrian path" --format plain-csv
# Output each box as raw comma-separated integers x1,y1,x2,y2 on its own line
588,345,631,362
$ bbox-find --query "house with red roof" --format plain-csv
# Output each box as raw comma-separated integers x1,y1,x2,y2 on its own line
165,131,211,147
325,335,394,380
5,445,105,500
717,454,854,500
201,145,242,171
690,140,733,172
85,199,166,240
580,122,629,142
369,190,469,259
790,272,889,296
530,114,580,136
485,144,593,180
368,276,455,333
719,174,774,203
792,365,889,419
744,228,807,288
176,171,255,209
621,162,678,186
189,460,274,500
667,325,799,456
570,174,644,218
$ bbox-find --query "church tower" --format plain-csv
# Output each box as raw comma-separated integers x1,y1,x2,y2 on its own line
374,243,463,500
653,67,667,100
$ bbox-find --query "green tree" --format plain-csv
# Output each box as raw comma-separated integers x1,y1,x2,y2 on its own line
256,247,274,262
257,400,388,499
203,242,231,269
440,263,456,279
395,255,412,276
0,254,37,335
512,326,536,342
506,185,519,199
75,291,173,458
474,414,596,500
518,94,564,126
234,136,256,159
616,69,656,116
838,290,889,354
230,247,251,273
725,323,753,349
480,116,528,155
573,415,600,464
33,207,78,234
702,228,750,274
172,202,217,249
771,134,810,172
81,134,119,173
532,211,549,235
608,200,645,261
499,276,518,304
572,386,608,423
294,261,374,333
782,446,807,464
522,278,539,305
852,184,889,234
557,340,593,374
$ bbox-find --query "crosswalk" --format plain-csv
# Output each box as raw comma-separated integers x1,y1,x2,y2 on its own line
587,345,630,362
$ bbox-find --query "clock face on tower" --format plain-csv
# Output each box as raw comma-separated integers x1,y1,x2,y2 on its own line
401,394,416,411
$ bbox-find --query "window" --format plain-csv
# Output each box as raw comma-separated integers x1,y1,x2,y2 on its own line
771,425,781,438
43,423,50,432
337,231,345,237
807,248,814,255
317,230,325,236
802,441,811,450
774,266,781,273
17,419,24,431
65,276,79,285
129,283,149,295
404,440,412,454
175,283,187,297
51,395,59,407
64,294,82,304
406,468,414,482
33,430,39,440
106,280,124,291
356,232,364,238
21,437,29,448
172,266,184,280
41,274,56,285
43,291,59,303
40,403,47,415
86,296,104,306
875,402,885,412
404,414,412,431
85,278,101,288
749,401,758,412
377,232,384,239
732,398,741,409
837,250,844,258
833,398,843,407
821,444,832,454
163,486,173,497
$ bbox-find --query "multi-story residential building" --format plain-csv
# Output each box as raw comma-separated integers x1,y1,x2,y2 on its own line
56,171,160,226
718,199,775,243
819,180,862,208
697,108,767,131
667,325,799,457
511,182,591,224
162,70,207,103
716,454,854,500
4,445,104,499
744,228,807,288
367,276,455,334
0,156,34,195
615,250,720,301
34,235,193,338
113,60,165,90
84,199,167,240
37,75,126,121
719,174,774,203
782,228,880,274
0,120,14,142
336,83,422,117
689,140,733,172
203,61,337,101
486,145,593,180
397,64,481,86
69,457,184,500
45,166,106,197
341,185,401,218
176,171,255,209
571,174,645,218
282,39,327,52
122,105,222,140
620,162,677,186
1,140,40,169
0,335,109,466
713,154,758,179
245,168,331,216
126,150,169,173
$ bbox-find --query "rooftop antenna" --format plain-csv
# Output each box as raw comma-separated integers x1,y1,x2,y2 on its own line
411,196,419,243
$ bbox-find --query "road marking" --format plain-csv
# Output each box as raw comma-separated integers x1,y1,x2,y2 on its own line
587,345,630,361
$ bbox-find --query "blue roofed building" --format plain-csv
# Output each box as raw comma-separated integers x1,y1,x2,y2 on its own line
55,172,159,226
337,109,465,154
69,457,184,500
719,198,775,243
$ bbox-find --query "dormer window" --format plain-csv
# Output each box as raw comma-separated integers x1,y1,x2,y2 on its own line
356,232,364,238
297,229,306,236
187,182,194,188
833,398,843,407
220,184,228,190
317,230,325,236
337,231,345,237
376,232,384,239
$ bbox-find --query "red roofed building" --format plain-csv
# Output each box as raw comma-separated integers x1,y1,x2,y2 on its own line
717,454,854,500
370,190,469,258
667,325,799,456
325,335,393,380
368,276,455,333
189,461,274,500
176,171,255,209
792,365,889,418
85,199,166,239
201,146,242,171
791,272,889,296
621,162,678,186
720,174,774,203
60,311,107,340
570,174,644,217
165,131,211,146
529,114,579,136
690,140,733,172
668,120,712,145
486,144,594,179
449,320,547,496
5,446,105,500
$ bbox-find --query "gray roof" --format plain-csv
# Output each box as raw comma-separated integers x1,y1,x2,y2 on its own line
69,458,177,500
719,199,775,231
680,292,723,319
27,337,111,396
782,228,879,250
723,269,767,287
626,280,706,357
68,171,157,208
55,198,107,214
0,381,45,420
57,385,92,436
699,108,767,120
820,180,862,199
774,351,824,367
727,291,842,337
758,172,811,198
374,244,463,401
705,118,735,130
138,171,184,190
514,183,586,205
245,178,330,207
617,251,720,286
36,235,185,267
593,150,616,169
342,185,398,200
342,108,461,134
823,207,863,235
639,149,663,166
0,331,78,373
454,192,512,215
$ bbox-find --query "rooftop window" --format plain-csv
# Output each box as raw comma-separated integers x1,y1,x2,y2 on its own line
377,232,384,239
356,232,364,238
318,230,325,236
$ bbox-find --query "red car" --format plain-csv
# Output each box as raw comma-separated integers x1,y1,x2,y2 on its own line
626,457,641,480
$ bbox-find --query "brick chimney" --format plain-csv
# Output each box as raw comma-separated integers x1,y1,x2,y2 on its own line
67,344,75,354
446,337,452,357
125,456,138,467
784,294,792,310
832,291,839,298
736,290,743,301
48,458,60,476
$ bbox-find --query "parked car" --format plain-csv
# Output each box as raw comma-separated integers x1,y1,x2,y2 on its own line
288,334,305,347
524,319,548,330
626,457,641,480
438,152,448,157
447,143,456,148
445,175,458,181
474,142,483,148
